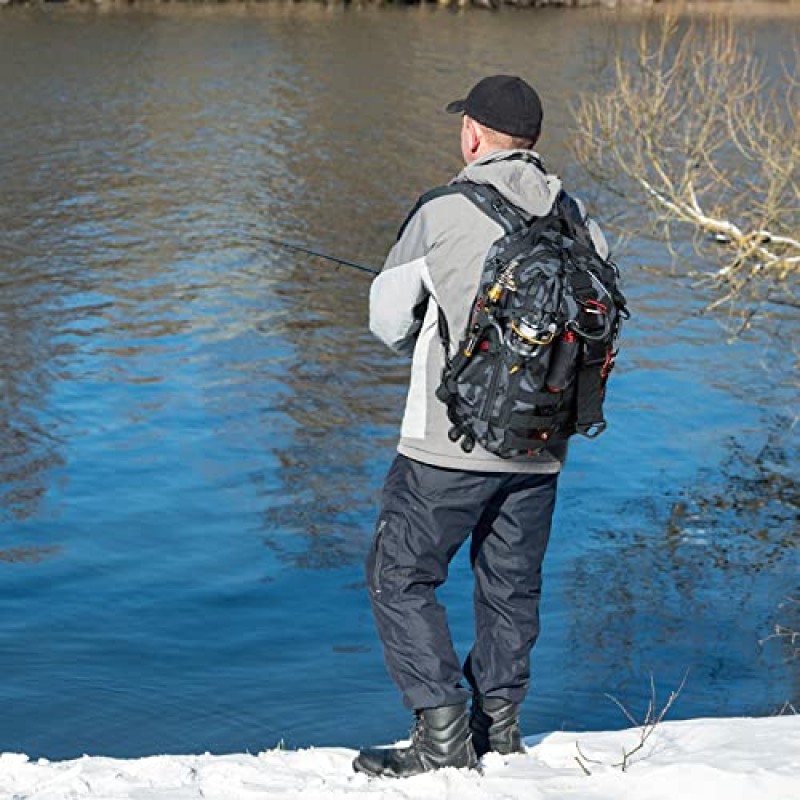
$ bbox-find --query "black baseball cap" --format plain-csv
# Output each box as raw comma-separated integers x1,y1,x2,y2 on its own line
446,75,543,141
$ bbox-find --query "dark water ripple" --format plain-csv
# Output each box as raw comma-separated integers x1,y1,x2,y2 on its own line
0,6,797,759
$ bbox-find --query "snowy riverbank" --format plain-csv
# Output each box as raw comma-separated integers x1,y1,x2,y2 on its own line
1,715,798,799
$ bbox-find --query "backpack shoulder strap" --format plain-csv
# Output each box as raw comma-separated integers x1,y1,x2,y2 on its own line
452,182,527,234
556,190,583,227
553,189,598,250
396,181,526,241
396,185,465,241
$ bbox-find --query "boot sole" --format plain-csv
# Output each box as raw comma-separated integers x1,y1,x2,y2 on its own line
352,754,477,778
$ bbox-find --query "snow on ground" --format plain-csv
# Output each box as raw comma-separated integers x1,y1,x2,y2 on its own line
1,716,798,800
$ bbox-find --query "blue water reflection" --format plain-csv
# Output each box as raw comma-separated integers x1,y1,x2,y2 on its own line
0,6,796,759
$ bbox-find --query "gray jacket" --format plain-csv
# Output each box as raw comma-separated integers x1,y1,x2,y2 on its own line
370,150,608,473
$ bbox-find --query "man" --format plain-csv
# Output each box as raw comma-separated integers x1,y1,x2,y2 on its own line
354,76,608,779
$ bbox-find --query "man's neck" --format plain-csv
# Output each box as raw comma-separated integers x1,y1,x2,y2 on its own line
465,148,540,168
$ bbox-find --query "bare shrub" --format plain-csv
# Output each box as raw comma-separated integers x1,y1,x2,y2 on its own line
574,671,688,775
572,15,799,328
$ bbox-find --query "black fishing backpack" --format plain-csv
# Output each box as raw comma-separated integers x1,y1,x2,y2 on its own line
403,174,629,459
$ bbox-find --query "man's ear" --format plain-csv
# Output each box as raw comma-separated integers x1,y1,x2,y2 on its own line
463,116,481,156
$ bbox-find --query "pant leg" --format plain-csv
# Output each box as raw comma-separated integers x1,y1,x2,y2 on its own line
366,454,501,710
464,472,558,704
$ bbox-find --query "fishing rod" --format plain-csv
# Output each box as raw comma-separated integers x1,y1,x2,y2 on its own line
240,189,378,275
255,233,379,276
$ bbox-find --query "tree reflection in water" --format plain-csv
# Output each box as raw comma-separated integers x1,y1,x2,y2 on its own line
557,423,798,724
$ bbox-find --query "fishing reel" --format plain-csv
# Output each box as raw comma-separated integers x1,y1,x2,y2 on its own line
506,316,557,359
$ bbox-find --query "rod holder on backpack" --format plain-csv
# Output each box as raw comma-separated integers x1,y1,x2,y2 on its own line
546,330,580,392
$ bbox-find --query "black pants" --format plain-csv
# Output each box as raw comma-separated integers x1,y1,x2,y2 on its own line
366,454,558,710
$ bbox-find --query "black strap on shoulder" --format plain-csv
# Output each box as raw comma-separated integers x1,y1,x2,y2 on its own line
396,181,530,241
452,182,527,234
556,190,583,226
396,185,468,241
553,190,594,247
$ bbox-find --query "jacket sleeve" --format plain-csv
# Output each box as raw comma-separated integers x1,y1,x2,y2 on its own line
369,205,434,357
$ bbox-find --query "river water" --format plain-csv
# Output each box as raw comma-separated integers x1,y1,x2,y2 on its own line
0,5,797,759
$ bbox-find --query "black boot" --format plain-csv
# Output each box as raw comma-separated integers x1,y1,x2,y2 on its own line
470,696,524,758
353,703,476,778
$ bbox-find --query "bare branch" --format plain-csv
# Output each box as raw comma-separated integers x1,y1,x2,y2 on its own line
571,16,800,325
759,596,800,660
577,671,689,774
